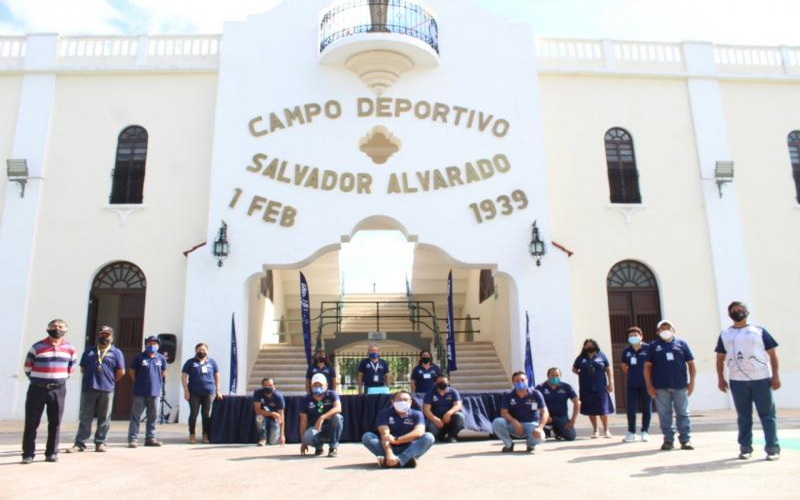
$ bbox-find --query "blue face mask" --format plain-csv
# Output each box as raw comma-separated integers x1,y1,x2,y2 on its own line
145,344,158,354
311,387,325,396
513,381,528,391
368,352,379,359
628,336,642,345
548,377,560,385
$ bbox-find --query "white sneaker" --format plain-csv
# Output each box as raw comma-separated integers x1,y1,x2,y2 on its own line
623,432,636,443
604,430,613,439
590,429,599,439
641,432,649,442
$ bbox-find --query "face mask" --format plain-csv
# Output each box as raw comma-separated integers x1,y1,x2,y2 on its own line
311,387,325,396
393,401,411,413
316,357,326,363
659,330,673,341
368,352,379,359
435,382,448,390
548,377,560,385
47,328,65,339
585,347,598,354
513,381,528,391
97,337,111,347
628,336,641,345
145,344,159,354
263,387,274,394
196,352,207,359
729,310,748,322
420,357,432,364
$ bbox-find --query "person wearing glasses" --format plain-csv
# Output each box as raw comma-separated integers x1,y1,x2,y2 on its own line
299,373,343,457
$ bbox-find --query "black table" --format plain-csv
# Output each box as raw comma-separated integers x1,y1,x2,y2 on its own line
209,393,502,444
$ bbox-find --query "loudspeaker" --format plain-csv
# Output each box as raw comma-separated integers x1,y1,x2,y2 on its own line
157,334,178,364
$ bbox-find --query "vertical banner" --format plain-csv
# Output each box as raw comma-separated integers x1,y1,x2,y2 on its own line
446,270,458,372
299,272,313,367
229,312,238,394
524,311,535,386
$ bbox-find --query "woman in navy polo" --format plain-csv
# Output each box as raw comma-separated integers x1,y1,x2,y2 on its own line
181,343,222,444
305,349,338,393
572,338,615,438
409,350,441,394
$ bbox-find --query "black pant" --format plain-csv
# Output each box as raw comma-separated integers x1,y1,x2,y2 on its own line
22,384,66,458
188,394,214,436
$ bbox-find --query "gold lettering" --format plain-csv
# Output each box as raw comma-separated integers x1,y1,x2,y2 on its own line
263,200,282,223
357,174,373,194
376,97,391,117
414,100,431,119
277,161,291,183
386,173,401,194
432,170,448,189
340,173,355,193
445,166,463,186
477,159,494,179
324,100,342,118
432,102,449,123
492,119,510,138
477,112,493,132
293,164,309,185
395,98,412,117
304,103,321,122
401,173,418,193
321,170,338,191
357,98,374,117
280,206,297,227
284,106,305,127
247,153,267,173
262,158,279,178
494,154,511,173
415,171,431,191
269,112,285,133
464,162,481,183
452,106,467,126
248,196,266,216
304,168,319,189
248,116,268,137
229,187,243,208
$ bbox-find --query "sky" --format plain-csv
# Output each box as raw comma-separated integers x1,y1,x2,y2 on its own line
1,0,800,46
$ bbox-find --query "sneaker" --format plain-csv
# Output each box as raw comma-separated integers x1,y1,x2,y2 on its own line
144,439,162,447
188,434,196,444
327,447,338,458
21,457,33,465
525,445,535,454
128,441,138,449
660,441,674,451
623,432,636,443
256,439,266,447
202,435,210,444
766,452,780,461
604,430,613,439
590,429,599,439
501,444,514,453
680,442,694,450
403,458,417,468
640,432,649,442
95,443,107,453
314,448,324,456
45,454,58,463
65,445,84,453
738,452,752,460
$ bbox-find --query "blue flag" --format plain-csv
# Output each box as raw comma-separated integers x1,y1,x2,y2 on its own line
229,312,238,394
524,311,535,386
446,271,457,372
299,272,313,367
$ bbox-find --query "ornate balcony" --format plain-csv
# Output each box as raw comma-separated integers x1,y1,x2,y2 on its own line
319,0,439,94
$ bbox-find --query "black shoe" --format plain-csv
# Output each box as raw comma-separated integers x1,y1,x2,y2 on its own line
327,447,337,458
404,458,417,468
501,444,514,453
144,439,162,447
45,454,58,462
446,436,458,443
21,457,33,465
526,445,535,454
314,448,324,456
660,441,674,451
680,442,694,450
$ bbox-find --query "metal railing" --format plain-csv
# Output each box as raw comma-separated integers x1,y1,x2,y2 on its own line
334,350,415,395
319,0,439,54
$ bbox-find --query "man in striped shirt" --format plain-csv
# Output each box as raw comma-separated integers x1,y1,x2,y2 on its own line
21,318,78,464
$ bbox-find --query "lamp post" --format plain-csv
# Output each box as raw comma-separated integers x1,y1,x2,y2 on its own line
212,221,229,267
6,159,29,198
529,220,546,267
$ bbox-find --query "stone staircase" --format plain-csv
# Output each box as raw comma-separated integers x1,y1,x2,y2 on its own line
447,341,509,393
247,345,308,395
338,293,415,333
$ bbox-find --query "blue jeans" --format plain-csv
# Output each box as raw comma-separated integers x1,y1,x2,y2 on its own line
730,379,779,454
75,389,113,447
626,386,652,433
545,414,576,441
654,388,691,444
302,414,343,450
362,431,435,466
260,416,281,445
491,417,540,448
128,395,158,442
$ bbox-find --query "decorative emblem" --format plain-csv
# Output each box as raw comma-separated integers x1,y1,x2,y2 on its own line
359,126,401,164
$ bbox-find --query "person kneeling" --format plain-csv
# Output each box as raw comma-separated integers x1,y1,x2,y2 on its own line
362,390,435,468
299,374,343,458
491,371,548,453
422,374,465,443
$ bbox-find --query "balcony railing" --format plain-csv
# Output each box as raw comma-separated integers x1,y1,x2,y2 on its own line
319,0,438,54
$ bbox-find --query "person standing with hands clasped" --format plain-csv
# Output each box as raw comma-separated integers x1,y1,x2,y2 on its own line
716,301,781,461
620,327,652,443
128,336,167,448
181,342,222,444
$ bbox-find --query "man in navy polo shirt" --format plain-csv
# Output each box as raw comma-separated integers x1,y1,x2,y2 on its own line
492,371,548,453
362,390,435,468
299,374,343,457
644,320,696,451
67,326,125,453
422,373,464,442
252,377,286,446
621,326,652,443
128,335,168,448
357,344,393,394
535,367,580,441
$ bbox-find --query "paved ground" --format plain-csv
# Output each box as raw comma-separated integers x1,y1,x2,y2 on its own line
0,409,798,499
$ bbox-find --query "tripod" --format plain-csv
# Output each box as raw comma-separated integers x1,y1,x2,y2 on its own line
158,377,172,424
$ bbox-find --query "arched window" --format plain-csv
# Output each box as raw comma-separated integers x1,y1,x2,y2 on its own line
605,127,642,204
110,126,148,204
788,131,800,204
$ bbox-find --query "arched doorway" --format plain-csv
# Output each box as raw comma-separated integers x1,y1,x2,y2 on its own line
86,261,147,418
606,260,661,411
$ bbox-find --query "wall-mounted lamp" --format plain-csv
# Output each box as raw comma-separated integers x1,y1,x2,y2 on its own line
6,159,29,198
212,220,229,267
714,161,734,198
529,220,546,267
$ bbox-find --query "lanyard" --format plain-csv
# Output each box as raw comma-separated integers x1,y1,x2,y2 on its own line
97,347,111,368
370,361,381,372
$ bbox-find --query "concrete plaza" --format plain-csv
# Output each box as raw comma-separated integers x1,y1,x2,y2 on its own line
0,409,797,499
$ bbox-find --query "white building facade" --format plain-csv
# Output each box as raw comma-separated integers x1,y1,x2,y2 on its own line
1,0,798,421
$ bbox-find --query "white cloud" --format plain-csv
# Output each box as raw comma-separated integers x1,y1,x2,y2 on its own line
1,0,126,34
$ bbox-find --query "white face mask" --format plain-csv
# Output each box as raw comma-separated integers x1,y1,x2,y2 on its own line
659,330,674,341
393,401,411,414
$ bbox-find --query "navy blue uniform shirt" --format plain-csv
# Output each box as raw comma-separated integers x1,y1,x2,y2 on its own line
621,343,650,388
131,352,167,397
422,386,461,418
302,390,340,426
534,382,577,418
501,388,546,423
647,338,694,389
411,364,442,394
181,357,219,395
80,345,125,392
358,358,389,388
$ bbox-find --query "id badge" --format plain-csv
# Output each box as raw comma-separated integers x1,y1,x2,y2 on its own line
666,352,674,361
630,357,637,366
423,373,431,379
201,366,208,374
373,375,379,383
